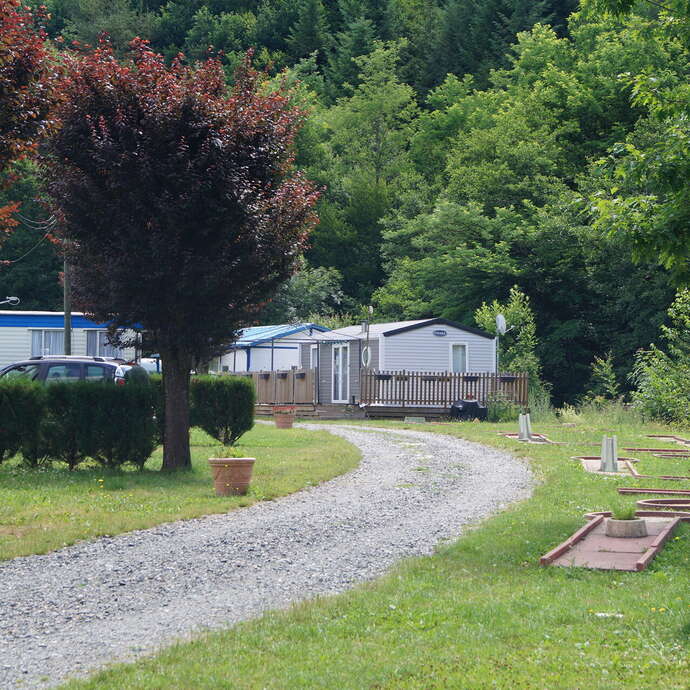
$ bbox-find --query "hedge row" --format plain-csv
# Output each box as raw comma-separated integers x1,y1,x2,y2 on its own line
149,374,255,448
0,374,255,470
0,380,156,469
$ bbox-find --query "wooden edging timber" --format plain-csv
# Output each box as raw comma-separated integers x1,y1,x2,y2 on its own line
616,460,690,481
618,487,690,496
646,434,690,445
635,517,685,571
539,514,604,566
623,447,690,454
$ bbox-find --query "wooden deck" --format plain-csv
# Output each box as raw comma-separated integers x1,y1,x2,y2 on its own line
233,367,528,413
360,370,528,407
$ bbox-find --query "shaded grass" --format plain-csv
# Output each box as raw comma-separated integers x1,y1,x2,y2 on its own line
67,412,690,689
0,424,360,560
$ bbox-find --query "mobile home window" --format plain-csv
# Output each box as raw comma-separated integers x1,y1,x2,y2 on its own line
31,330,64,356
451,344,467,373
86,331,124,358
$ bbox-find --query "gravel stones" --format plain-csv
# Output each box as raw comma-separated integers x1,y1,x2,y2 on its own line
0,424,532,688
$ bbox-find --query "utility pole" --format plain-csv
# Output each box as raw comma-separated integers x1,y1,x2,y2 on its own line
63,257,71,355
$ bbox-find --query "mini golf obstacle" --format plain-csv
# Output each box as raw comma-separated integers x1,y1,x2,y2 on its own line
573,435,690,480
574,456,639,476
635,498,690,515
575,458,690,481
540,512,689,571
573,435,640,475
499,413,560,444
600,435,619,473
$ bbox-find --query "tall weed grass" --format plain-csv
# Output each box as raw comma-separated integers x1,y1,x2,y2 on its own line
555,400,644,430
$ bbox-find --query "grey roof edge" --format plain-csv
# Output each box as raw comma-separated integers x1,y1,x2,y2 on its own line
382,318,494,340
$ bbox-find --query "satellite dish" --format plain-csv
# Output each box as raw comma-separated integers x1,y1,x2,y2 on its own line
496,313,507,335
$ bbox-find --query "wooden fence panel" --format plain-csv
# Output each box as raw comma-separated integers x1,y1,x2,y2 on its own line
227,369,316,405
360,370,528,407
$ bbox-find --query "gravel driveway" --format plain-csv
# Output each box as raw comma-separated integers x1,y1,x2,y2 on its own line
0,423,532,689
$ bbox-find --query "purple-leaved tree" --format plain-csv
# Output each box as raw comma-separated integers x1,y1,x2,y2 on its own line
46,40,319,470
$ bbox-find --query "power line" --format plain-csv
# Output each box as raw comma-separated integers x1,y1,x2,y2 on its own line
15,212,56,229
0,217,57,265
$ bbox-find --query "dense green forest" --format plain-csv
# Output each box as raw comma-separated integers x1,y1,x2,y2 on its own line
1,0,688,404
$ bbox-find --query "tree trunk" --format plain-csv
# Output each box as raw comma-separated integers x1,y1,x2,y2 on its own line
160,348,192,471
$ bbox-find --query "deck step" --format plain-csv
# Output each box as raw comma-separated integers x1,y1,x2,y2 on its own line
255,404,451,421
365,406,450,421
256,404,318,417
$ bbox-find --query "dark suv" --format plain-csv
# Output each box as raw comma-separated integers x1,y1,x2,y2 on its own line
0,356,149,385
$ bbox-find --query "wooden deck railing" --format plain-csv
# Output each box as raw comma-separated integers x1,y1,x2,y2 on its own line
360,370,528,407
228,369,316,405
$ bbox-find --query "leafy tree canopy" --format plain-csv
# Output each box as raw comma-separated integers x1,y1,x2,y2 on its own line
45,42,318,469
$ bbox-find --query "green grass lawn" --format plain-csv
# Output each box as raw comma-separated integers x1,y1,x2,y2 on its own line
66,411,689,689
0,424,360,561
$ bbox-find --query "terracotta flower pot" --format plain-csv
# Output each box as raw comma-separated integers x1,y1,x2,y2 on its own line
274,414,295,429
273,406,296,429
208,457,255,496
605,517,648,538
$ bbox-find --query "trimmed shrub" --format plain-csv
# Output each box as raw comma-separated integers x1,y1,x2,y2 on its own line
41,382,99,470
124,366,150,385
190,375,255,446
0,380,46,464
40,381,156,470
89,382,157,469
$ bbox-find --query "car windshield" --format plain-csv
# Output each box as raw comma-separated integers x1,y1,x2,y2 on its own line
1,364,41,381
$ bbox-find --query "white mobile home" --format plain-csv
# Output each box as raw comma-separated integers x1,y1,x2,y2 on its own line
307,318,498,405
212,323,329,373
0,311,136,369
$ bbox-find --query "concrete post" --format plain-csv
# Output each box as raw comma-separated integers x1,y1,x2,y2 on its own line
524,413,533,441
600,435,618,473
518,413,528,441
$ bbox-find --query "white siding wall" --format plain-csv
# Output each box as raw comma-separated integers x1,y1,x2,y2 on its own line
218,342,300,372
217,349,247,372
0,327,135,369
0,327,32,368
381,324,496,373
249,346,300,371
72,329,87,356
